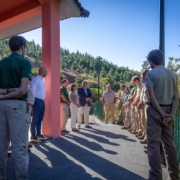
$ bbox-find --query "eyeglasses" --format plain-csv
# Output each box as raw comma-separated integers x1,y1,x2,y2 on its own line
24,46,28,52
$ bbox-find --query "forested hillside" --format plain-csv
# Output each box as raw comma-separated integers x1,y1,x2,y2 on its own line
0,38,140,93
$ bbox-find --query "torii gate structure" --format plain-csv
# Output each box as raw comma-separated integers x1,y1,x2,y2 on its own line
0,0,89,138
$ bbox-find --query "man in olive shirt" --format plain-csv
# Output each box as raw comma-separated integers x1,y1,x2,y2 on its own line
146,49,179,180
60,79,71,134
0,36,32,180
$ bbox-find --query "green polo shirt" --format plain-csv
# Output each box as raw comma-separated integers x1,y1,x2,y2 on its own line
128,86,137,97
124,94,129,103
0,53,32,99
60,86,70,103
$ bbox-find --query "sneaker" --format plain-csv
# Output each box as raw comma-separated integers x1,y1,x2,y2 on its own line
31,136,41,143
36,134,47,140
121,126,128,130
140,139,147,144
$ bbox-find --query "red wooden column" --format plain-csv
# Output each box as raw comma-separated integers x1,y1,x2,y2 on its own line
42,0,60,138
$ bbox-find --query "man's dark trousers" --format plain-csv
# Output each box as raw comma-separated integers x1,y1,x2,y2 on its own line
147,104,179,180
31,98,45,136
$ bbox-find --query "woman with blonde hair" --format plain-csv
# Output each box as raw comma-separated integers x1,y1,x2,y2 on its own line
70,84,80,131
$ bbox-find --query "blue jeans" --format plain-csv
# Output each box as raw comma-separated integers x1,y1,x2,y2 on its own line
31,98,45,137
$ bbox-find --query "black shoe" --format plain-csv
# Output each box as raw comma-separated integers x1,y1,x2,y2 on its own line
31,136,41,143
36,134,48,140
62,130,70,134
28,144,33,148
28,149,31,153
85,125,92,128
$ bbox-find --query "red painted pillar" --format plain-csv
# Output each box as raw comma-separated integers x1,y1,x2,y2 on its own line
42,0,60,138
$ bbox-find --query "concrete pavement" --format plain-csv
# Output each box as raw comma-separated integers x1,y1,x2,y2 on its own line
6,117,168,180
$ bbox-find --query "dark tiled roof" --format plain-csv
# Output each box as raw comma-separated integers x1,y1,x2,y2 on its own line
74,0,90,18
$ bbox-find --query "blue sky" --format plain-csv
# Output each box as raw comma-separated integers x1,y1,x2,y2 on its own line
21,0,180,71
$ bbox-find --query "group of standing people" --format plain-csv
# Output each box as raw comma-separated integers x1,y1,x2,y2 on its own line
60,80,93,135
118,71,149,144
0,35,179,180
103,49,179,180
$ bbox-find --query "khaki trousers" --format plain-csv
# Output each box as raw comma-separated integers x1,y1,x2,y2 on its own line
143,104,148,136
105,103,115,123
117,101,125,122
130,103,135,128
124,104,131,128
60,103,69,131
147,104,179,180
140,105,146,133
134,106,141,131
0,100,30,180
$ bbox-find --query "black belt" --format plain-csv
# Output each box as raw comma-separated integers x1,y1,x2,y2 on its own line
7,97,27,102
159,104,172,106
149,102,172,106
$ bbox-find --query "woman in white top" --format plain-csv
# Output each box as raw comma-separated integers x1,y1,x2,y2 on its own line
70,84,80,131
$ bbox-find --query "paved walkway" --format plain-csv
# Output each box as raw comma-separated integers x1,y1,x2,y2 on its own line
7,117,168,180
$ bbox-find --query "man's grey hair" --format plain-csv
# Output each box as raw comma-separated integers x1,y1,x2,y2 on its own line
106,84,111,88
82,80,88,85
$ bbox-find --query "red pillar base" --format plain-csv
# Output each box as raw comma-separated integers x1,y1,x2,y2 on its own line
42,0,60,138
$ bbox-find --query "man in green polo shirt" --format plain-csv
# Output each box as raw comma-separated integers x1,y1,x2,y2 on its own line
0,36,32,180
60,79,71,134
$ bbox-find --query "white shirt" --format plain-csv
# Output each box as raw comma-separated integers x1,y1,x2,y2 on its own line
31,75,46,100
84,88,88,96
27,83,35,105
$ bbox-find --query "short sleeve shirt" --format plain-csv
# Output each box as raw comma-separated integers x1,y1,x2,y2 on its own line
124,94,129,103
146,65,177,104
70,91,79,103
103,90,116,105
60,86,70,103
137,82,144,96
27,84,35,105
128,86,137,98
140,86,149,103
0,53,32,99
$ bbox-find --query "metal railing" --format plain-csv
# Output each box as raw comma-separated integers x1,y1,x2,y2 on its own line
174,106,180,167
94,101,103,120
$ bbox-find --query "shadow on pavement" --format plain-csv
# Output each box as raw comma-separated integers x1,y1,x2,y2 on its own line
7,137,145,180
46,138,145,180
65,133,118,154
76,131,120,146
84,128,137,142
